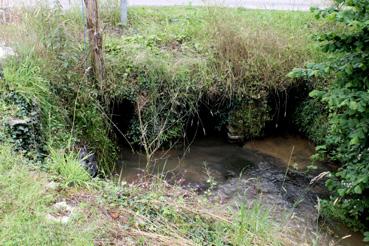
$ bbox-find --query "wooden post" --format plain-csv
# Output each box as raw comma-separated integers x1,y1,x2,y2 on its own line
120,0,128,25
84,0,105,84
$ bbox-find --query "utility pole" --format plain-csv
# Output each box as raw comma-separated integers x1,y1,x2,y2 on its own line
84,0,105,84
120,0,127,25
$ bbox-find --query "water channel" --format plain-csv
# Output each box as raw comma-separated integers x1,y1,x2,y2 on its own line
115,133,365,245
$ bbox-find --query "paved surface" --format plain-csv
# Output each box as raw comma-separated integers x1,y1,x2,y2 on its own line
2,0,331,11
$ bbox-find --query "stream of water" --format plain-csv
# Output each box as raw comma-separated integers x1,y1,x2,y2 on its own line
115,134,364,245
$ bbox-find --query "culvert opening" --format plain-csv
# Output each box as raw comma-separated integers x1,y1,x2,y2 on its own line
109,89,321,195
108,83,311,154
265,81,311,135
184,98,230,142
109,99,135,146
109,95,233,151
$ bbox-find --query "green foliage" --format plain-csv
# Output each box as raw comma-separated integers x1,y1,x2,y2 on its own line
228,100,271,139
289,0,369,232
73,102,117,174
103,7,320,147
231,202,274,245
0,145,95,245
0,92,46,161
2,56,68,149
47,149,91,187
101,178,279,245
1,6,117,173
365,231,369,242
105,31,206,147
293,97,328,144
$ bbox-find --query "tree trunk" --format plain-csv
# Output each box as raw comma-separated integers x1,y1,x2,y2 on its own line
84,0,104,85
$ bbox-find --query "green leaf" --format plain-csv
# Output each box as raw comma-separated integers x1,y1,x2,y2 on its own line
338,188,346,196
345,65,353,75
309,90,323,98
354,185,362,194
349,101,358,110
364,232,369,242
350,136,360,145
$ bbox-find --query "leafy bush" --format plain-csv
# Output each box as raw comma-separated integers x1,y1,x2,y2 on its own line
293,97,328,144
289,0,369,233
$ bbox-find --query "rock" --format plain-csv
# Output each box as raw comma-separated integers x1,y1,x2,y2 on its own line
0,43,15,80
7,118,30,127
226,125,244,143
45,181,59,191
79,146,98,177
0,43,15,63
46,201,75,224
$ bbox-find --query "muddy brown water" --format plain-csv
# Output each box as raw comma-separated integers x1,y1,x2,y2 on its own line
115,134,365,245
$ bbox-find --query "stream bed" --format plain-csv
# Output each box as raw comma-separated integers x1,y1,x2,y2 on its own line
116,134,364,245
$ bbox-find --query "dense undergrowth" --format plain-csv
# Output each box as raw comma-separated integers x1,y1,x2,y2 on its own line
290,0,369,238
1,4,323,168
0,143,282,245
103,6,323,158
0,1,330,244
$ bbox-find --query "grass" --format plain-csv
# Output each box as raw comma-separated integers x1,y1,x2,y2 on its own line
0,144,281,245
100,6,324,152
0,4,327,245
0,5,323,164
0,145,97,245
47,148,91,187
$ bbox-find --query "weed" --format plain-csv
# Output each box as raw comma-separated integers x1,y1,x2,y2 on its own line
231,202,276,245
0,145,96,245
47,148,91,187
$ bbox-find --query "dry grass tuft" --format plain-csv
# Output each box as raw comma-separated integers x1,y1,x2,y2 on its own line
209,10,308,97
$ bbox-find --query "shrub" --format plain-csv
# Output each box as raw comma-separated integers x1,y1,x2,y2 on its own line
289,0,369,233
293,97,328,144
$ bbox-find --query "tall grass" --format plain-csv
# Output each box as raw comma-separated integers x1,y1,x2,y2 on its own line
47,148,91,187
0,145,96,245
1,5,117,172
231,202,275,245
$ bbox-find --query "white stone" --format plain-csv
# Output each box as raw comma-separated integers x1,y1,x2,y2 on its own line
45,181,59,191
0,43,15,62
45,201,75,224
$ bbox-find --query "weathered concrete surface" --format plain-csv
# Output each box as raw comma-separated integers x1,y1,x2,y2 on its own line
2,0,331,11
